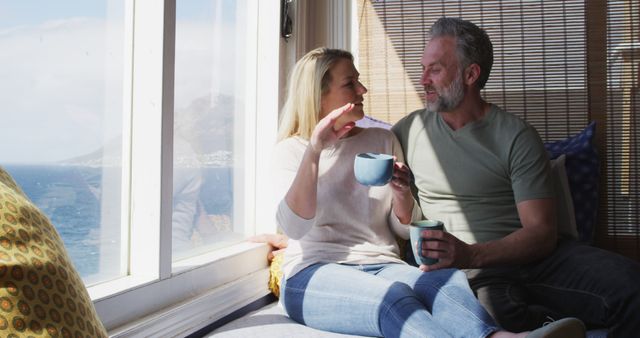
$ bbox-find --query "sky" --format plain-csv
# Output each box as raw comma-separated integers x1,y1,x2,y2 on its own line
0,0,243,164
0,1,106,30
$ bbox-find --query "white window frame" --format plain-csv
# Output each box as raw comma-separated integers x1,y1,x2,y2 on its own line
87,0,281,336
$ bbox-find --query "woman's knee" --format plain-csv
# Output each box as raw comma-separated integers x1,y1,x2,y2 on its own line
422,268,470,289
380,282,423,311
379,282,426,332
450,269,472,286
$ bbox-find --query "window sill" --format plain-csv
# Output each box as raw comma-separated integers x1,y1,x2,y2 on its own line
92,242,271,335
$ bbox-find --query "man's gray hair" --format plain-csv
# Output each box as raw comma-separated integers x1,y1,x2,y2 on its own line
430,17,493,89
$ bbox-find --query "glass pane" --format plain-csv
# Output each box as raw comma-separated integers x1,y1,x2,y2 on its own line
173,0,250,261
0,1,126,285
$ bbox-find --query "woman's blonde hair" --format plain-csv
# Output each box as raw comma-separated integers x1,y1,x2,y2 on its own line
278,47,353,141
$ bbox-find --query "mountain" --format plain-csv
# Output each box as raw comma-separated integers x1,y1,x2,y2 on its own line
62,94,236,168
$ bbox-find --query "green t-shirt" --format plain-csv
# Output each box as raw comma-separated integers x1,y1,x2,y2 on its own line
392,104,553,244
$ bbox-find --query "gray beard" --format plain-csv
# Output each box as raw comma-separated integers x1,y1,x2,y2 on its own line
425,75,465,112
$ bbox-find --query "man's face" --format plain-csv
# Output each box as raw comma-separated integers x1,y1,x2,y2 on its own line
420,36,465,112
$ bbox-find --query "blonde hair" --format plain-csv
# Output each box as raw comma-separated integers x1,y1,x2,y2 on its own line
278,47,354,141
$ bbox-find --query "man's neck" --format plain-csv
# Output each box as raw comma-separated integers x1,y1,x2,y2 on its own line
439,94,490,131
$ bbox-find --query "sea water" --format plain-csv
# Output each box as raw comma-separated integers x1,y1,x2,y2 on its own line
3,164,233,279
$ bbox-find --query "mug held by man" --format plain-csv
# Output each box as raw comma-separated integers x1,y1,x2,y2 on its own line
409,220,445,266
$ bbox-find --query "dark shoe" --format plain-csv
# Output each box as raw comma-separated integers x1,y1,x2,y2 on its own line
526,317,586,338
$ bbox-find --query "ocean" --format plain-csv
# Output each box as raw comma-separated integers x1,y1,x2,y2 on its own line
3,164,233,280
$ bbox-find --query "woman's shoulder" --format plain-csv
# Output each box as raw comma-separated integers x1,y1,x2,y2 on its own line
276,136,308,148
274,136,308,160
353,127,399,151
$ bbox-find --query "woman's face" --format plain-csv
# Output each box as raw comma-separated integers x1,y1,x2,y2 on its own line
319,58,368,125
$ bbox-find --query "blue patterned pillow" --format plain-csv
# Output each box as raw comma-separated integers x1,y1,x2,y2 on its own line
544,122,599,243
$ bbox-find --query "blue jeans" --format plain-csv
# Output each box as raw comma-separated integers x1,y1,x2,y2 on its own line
281,263,499,338
465,239,640,337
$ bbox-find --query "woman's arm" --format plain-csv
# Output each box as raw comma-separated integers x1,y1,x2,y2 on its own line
249,233,289,262
283,146,322,219
388,133,416,224
284,103,356,219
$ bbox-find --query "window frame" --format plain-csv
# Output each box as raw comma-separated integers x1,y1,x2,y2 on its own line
88,0,281,334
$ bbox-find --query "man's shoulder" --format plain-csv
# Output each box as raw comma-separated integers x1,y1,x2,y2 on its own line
490,105,536,134
392,108,429,132
391,109,431,151
395,108,427,124
491,104,526,124
487,105,545,153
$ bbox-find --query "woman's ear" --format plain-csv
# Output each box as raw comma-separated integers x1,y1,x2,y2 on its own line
464,63,481,87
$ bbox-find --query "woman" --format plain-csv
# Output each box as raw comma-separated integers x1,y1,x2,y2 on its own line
272,47,584,338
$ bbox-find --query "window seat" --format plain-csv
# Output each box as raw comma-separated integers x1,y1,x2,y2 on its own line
203,235,609,337
204,301,369,338
204,300,607,338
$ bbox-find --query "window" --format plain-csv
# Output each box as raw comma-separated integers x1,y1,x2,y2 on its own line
172,0,250,263
356,0,640,260
603,0,640,255
0,1,126,285
0,0,280,334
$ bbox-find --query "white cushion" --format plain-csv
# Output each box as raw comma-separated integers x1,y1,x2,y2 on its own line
550,154,578,239
207,302,369,337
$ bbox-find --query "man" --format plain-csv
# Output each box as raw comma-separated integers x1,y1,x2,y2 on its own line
392,17,640,336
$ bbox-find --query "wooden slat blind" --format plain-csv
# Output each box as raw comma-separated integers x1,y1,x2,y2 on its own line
601,0,640,258
357,0,639,260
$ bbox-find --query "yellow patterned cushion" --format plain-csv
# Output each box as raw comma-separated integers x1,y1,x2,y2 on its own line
268,238,409,298
0,167,108,337
268,251,284,298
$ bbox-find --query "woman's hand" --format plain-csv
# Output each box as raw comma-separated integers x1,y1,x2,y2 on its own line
285,103,357,220
390,161,412,194
390,160,414,224
249,233,289,263
309,103,356,153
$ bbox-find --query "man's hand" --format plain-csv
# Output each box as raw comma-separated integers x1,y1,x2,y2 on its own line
418,199,556,271
417,229,474,272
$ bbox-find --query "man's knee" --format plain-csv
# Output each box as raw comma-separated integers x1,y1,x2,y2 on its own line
474,283,555,332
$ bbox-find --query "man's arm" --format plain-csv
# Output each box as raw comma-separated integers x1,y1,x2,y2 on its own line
468,198,557,267
420,198,557,270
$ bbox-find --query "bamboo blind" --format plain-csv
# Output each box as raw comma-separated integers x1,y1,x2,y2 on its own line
357,0,639,260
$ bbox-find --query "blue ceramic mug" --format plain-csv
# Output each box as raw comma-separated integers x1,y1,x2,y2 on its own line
353,152,394,186
409,220,445,266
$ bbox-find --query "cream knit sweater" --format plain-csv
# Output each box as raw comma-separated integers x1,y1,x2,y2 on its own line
273,127,423,279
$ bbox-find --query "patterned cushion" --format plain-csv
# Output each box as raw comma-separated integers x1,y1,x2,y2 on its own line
544,122,599,243
0,167,107,337
268,251,284,298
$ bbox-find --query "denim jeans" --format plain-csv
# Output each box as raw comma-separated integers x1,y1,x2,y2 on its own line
281,263,499,338
465,239,640,337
